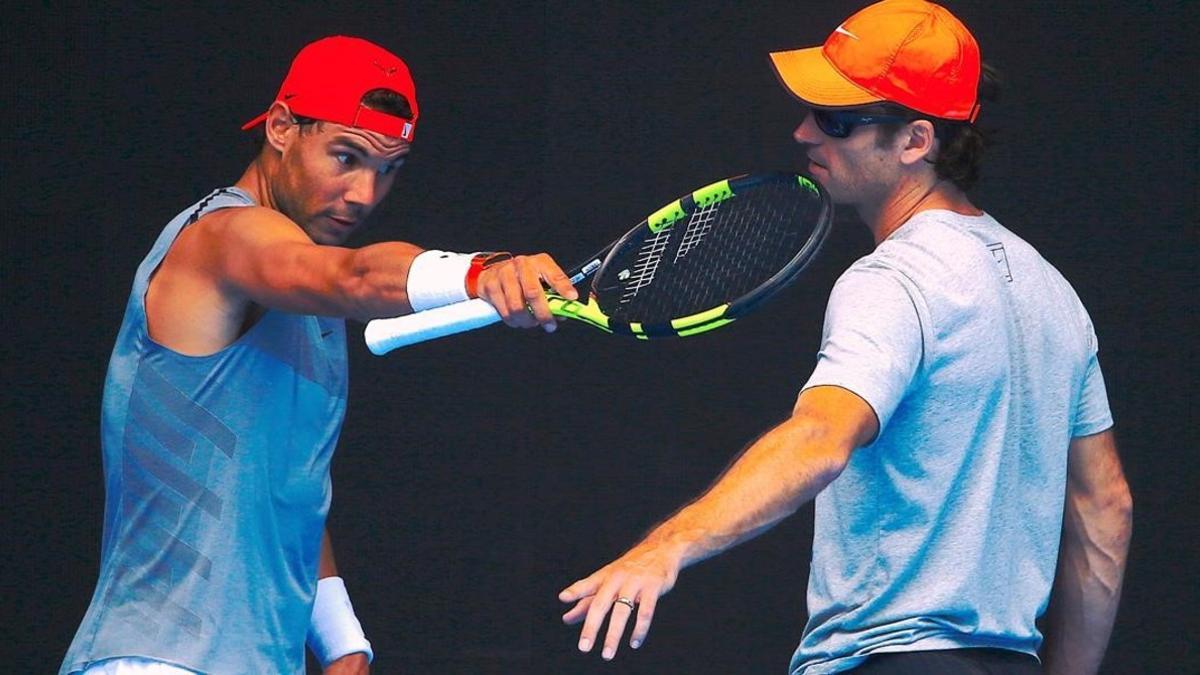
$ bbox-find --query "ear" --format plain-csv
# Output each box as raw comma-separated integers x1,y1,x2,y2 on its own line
897,119,937,167
264,102,296,154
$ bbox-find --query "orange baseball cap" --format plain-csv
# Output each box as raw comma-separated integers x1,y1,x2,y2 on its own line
769,0,981,122
242,36,420,141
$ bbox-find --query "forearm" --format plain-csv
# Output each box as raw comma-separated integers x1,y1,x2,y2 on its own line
559,387,875,658
336,244,545,321
276,240,491,322
639,413,849,569
310,529,373,667
318,528,338,579
216,210,572,325
1042,472,1133,673
335,241,425,321
210,207,428,320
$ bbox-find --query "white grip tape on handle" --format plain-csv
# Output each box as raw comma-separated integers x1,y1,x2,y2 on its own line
365,299,502,354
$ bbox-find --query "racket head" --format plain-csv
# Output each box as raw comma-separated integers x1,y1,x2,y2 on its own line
580,172,832,337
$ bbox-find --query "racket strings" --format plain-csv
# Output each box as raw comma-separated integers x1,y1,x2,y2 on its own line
620,228,673,304
597,179,820,324
673,201,718,263
620,202,720,305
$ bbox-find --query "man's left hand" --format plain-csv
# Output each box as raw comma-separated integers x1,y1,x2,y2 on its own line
559,541,684,661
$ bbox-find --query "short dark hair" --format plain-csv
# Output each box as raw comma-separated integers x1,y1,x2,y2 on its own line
258,87,415,144
872,63,1002,191
292,87,414,133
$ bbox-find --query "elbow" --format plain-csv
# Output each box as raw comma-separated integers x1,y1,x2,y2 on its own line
1098,472,1134,543
1102,486,1134,592
1084,478,1134,573
780,414,853,491
337,274,378,323
1112,481,1134,544
336,252,399,322
816,444,852,488
328,272,367,322
1097,479,1134,558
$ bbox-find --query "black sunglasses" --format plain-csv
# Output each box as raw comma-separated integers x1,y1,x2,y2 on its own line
810,108,910,138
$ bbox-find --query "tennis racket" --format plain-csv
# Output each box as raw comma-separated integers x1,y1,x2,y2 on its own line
365,172,832,355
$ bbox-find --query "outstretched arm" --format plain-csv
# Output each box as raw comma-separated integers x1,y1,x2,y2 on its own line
1041,429,1133,675
204,206,576,325
147,205,578,354
558,385,878,660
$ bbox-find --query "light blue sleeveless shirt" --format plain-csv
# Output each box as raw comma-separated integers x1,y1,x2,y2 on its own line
62,188,349,674
790,211,1113,674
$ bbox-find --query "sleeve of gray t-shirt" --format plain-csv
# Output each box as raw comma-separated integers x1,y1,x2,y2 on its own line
800,263,923,433
1072,321,1115,437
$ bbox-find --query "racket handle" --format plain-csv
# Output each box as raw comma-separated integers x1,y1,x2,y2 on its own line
365,299,502,354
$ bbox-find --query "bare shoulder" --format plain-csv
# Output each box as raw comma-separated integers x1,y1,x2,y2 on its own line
163,205,308,277
190,205,308,248
147,206,313,354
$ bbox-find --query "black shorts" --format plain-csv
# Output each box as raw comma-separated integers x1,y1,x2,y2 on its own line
850,648,1040,674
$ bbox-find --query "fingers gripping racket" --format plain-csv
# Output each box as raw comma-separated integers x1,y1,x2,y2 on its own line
365,172,832,355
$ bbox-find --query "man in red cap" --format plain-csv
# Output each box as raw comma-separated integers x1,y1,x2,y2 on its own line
61,36,575,675
559,2,1131,673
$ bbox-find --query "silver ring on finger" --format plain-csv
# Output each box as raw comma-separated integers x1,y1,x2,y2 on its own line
615,596,636,610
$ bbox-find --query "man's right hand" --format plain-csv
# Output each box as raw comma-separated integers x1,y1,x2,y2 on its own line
474,253,578,331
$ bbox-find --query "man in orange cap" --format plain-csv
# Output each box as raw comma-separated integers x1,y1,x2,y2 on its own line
559,2,1132,673
61,36,576,675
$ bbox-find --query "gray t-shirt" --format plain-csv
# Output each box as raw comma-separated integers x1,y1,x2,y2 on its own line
789,210,1112,674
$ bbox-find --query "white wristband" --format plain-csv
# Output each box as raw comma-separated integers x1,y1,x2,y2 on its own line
308,576,373,666
406,249,473,312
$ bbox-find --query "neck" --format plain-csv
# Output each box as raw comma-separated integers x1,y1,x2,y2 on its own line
858,174,981,245
234,154,280,212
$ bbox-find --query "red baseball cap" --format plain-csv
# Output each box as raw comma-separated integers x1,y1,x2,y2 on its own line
242,36,420,141
769,0,981,122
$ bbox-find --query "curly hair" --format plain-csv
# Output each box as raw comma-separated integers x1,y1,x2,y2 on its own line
873,63,1002,191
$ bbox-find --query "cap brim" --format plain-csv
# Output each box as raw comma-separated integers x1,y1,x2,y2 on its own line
768,46,883,108
240,111,268,131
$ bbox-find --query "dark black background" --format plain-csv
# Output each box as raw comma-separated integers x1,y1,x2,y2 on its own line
4,2,1197,673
